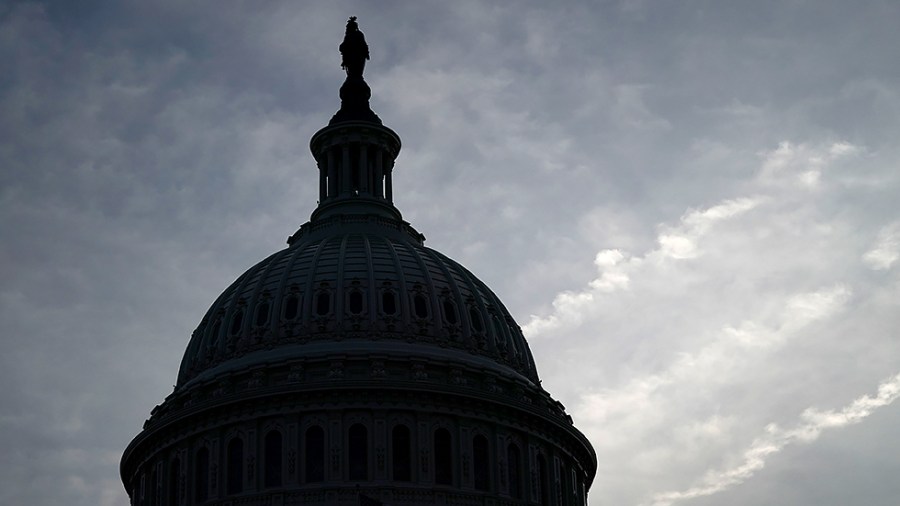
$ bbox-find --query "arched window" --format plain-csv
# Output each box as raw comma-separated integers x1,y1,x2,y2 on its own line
316,292,331,316
283,294,300,320
469,307,484,333
209,319,222,348
434,428,452,485
575,470,585,506
507,443,522,499
130,478,138,506
381,291,397,315
149,467,157,506
264,430,283,488
392,425,411,481
167,458,180,505
508,332,521,362
413,294,429,319
537,454,549,506
348,290,364,314
305,426,325,482
194,447,209,503
473,435,490,491
348,424,368,480
492,315,507,350
226,437,243,494
559,460,568,506
442,298,458,324
229,310,244,335
255,301,270,327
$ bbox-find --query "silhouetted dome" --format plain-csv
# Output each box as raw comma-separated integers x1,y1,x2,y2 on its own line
123,19,595,506
177,216,539,388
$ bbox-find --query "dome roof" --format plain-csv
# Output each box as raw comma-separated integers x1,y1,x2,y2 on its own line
174,22,543,395
125,22,596,506
177,215,539,388
120,22,597,506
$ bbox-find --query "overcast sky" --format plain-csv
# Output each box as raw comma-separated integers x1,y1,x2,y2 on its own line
2,1,900,505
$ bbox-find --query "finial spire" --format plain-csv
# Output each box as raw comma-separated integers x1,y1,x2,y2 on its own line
305,18,402,226
331,17,380,125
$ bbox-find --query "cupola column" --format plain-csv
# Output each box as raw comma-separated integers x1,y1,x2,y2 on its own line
385,159,394,203
318,161,327,201
327,149,337,197
341,145,351,194
358,144,368,193
374,149,384,198
309,125,401,221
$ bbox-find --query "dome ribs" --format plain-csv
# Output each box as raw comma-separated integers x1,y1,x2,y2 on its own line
272,239,317,340
380,236,411,331
311,236,343,333
335,233,350,327
394,239,437,339
418,246,468,345
362,235,377,328
243,248,287,345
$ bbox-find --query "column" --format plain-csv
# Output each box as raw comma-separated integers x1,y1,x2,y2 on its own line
358,144,368,194
318,160,327,202
385,160,394,203
327,148,337,198
341,145,351,194
374,148,384,198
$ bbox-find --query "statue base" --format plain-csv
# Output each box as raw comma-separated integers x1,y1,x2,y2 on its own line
329,76,382,125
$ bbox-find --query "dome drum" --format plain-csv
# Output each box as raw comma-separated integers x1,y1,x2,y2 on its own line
123,360,594,506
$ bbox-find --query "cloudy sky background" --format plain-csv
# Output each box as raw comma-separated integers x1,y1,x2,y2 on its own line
2,1,900,505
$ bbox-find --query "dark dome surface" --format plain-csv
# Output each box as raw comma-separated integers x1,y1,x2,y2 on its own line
177,215,539,388
124,22,596,506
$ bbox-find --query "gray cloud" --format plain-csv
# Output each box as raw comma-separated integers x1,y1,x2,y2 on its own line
2,1,900,505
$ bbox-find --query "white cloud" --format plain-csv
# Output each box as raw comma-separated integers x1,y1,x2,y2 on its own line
863,222,900,270
590,249,631,292
524,136,897,506
642,372,900,506
757,141,862,189
577,285,851,428
523,197,763,337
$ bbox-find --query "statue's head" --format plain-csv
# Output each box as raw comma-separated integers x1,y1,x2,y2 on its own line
346,16,358,32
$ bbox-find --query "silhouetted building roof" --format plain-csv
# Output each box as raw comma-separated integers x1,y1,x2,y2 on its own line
122,18,596,506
